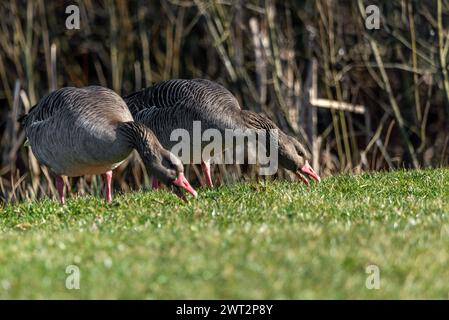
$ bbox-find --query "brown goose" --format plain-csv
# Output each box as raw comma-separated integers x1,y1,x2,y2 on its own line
20,86,197,204
124,79,320,186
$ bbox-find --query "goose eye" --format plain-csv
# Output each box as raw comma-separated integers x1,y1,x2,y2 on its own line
168,160,180,172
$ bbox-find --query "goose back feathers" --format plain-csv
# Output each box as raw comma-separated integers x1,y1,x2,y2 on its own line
125,79,246,151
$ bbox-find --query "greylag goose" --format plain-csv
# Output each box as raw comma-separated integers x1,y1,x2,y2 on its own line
124,79,320,186
20,86,197,204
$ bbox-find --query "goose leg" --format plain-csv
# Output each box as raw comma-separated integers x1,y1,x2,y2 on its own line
55,176,65,205
152,176,160,190
201,160,213,187
103,170,113,203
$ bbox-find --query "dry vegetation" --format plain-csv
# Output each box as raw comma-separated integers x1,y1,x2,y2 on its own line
0,0,448,203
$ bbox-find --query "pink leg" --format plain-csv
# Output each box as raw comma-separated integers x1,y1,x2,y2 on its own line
201,160,213,187
152,176,160,190
103,170,113,203
55,176,65,205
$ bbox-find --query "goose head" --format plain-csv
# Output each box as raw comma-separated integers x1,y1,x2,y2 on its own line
151,148,198,200
118,121,197,200
278,134,321,185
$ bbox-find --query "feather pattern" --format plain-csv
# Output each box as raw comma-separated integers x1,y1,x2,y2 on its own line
21,86,169,177
124,79,279,150
20,85,197,203
21,86,134,176
124,79,313,177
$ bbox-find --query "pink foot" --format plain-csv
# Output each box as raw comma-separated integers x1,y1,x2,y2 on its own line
103,170,113,203
201,160,213,187
55,176,65,205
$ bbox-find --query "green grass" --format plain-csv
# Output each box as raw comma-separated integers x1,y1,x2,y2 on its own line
1,168,449,299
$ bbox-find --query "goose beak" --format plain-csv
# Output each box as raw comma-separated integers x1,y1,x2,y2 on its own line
173,173,198,199
296,162,321,185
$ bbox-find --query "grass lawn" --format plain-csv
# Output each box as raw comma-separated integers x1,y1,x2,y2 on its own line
1,168,449,299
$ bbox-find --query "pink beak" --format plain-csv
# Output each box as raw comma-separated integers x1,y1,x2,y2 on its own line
173,173,198,199
296,162,321,185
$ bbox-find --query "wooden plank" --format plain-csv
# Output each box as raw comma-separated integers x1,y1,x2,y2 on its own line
310,98,366,114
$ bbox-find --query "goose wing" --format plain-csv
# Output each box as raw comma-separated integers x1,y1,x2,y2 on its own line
124,79,241,115
19,88,75,127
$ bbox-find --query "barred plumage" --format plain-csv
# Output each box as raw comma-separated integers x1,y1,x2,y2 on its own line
124,79,280,154
124,79,320,186
20,86,196,204
22,86,133,176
